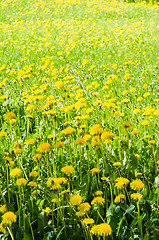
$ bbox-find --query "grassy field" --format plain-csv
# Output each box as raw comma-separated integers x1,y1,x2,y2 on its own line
0,0,159,239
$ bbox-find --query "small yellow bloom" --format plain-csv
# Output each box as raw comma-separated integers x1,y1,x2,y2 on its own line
61,165,75,175
70,194,82,206
10,168,22,178
83,218,94,225
130,179,144,191
131,193,143,200
16,178,27,186
79,202,91,212
2,211,16,225
91,196,105,205
30,171,38,177
91,168,100,173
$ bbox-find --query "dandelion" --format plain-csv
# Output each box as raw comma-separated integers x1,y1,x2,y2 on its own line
70,194,82,206
30,171,38,177
113,162,121,166
101,177,108,181
0,131,7,138
61,165,75,175
60,190,70,195
76,211,85,217
47,134,54,139
91,223,112,236
135,172,142,177
32,190,40,196
5,112,15,120
37,142,51,153
131,128,138,135
122,121,131,129
0,205,7,213
91,196,105,205
28,181,37,187
16,178,27,186
33,153,42,160
63,127,75,135
114,194,126,203
42,207,51,215
79,202,91,212
91,168,100,173
130,179,144,191
26,139,35,145
75,138,86,145
115,177,129,189
83,218,94,225
2,211,16,225
10,168,22,178
141,120,150,126
95,191,103,195
56,141,64,148
131,193,143,200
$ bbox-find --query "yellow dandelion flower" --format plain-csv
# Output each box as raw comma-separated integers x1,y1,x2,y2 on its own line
47,134,54,139
2,211,16,225
122,121,131,129
95,191,103,195
33,153,43,160
70,194,82,206
28,181,37,187
76,211,85,217
26,139,35,145
56,141,64,148
114,194,126,203
5,112,15,120
113,162,121,166
0,205,7,213
0,131,7,138
101,177,108,181
37,142,51,153
130,179,144,191
59,190,70,195
141,120,150,126
63,127,75,135
135,172,142,177
16,178,27,186
75,138,86,145
131,128,138,135
91,223,112,236
32,190,40,196
91,196,105,205
79,202,91,212
10,168,22,178
131,193,143,200
83,218,94,225
91,168,100,173
42,207,51,215
61,165,75,175
30,171,38,177
115,181,124,189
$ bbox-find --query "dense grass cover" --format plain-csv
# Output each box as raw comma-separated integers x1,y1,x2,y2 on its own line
0,0,159,239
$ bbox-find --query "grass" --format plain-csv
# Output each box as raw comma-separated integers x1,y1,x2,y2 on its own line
0,0,159,239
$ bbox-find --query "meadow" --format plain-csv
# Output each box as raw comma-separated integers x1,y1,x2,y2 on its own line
0,0,159,239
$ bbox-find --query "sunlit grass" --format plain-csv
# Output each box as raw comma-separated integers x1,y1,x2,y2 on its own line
0,0,159,239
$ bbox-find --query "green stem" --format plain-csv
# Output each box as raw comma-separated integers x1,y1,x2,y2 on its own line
137,201,143,239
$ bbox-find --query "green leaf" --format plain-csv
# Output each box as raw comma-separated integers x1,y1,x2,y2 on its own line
125,204,135,216
22,233,32,240
130,155,138,169
38,211,48,232
55,226,65,240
